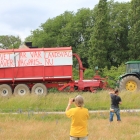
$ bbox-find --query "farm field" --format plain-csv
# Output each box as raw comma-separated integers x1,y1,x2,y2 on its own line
0,113,140,140
0,91,140,140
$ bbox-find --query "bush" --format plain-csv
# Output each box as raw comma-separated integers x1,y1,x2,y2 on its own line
102,64,125,88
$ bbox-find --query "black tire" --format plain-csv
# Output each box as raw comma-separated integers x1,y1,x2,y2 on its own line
31,83,47,95
119,76,140,92
14,84,30,96
0,84,12,97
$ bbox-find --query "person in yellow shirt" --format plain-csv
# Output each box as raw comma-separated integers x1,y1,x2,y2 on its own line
65,95,89,140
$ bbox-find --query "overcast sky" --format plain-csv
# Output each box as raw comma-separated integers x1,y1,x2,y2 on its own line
0,0,130,41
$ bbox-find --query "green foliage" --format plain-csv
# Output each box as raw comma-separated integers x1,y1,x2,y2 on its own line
84,69,95,79
107,1,130,66
89,1,130,69
128,0,140,60
28,11,75,48
48,88,58,93
73,68,95,80
0,35,22,49
89,0,110,69
73,68,79,80
26,9,94,67
102,64,125,88
73,8,95,68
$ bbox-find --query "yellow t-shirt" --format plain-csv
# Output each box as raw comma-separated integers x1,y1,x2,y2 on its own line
66,107,89,137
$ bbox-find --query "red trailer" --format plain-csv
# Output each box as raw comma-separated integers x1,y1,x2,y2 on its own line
0,46,108,97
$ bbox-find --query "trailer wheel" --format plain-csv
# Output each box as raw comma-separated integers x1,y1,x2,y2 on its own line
0,84,12,97
14,84,30,96
31,83,47,95
119,76,140,92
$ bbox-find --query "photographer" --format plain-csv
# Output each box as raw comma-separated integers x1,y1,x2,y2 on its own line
109,89,122,123
65,95,89,140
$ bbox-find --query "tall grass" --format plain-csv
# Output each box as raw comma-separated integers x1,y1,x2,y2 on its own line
0,112,140,140
0,90,140,112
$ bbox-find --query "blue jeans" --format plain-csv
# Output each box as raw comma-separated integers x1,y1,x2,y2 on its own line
109,108,121,122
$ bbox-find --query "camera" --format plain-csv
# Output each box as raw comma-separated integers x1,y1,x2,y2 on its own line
72,98,75,102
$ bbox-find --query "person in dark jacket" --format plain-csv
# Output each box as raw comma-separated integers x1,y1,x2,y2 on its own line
109,89,122,122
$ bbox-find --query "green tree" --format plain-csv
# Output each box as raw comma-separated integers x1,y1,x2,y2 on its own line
128,0,140,60
0,35,21,49
73,8,95,68
107,1,130,66
89,0,110,69
26,9,94,68
28,11,75,48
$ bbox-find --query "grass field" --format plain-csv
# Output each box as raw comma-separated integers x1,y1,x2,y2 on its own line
0,90,140,112
0,113,140,140
0,91,140,139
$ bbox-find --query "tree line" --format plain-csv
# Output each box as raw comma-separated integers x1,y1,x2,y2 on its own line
25,0,140,70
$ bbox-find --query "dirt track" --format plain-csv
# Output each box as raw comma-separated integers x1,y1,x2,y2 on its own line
0,109,140,114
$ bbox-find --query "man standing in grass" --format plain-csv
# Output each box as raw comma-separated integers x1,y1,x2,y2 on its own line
109,89,122,122
65,95,89,140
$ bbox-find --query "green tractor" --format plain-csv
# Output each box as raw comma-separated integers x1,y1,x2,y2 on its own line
118,61,140,92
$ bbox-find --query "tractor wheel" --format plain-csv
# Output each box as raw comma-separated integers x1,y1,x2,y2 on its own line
14,84,30,96
0,84,12,97
31,83,47,95
119,76,140,92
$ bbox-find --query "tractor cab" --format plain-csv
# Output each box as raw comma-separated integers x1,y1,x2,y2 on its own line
126,61,140,73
